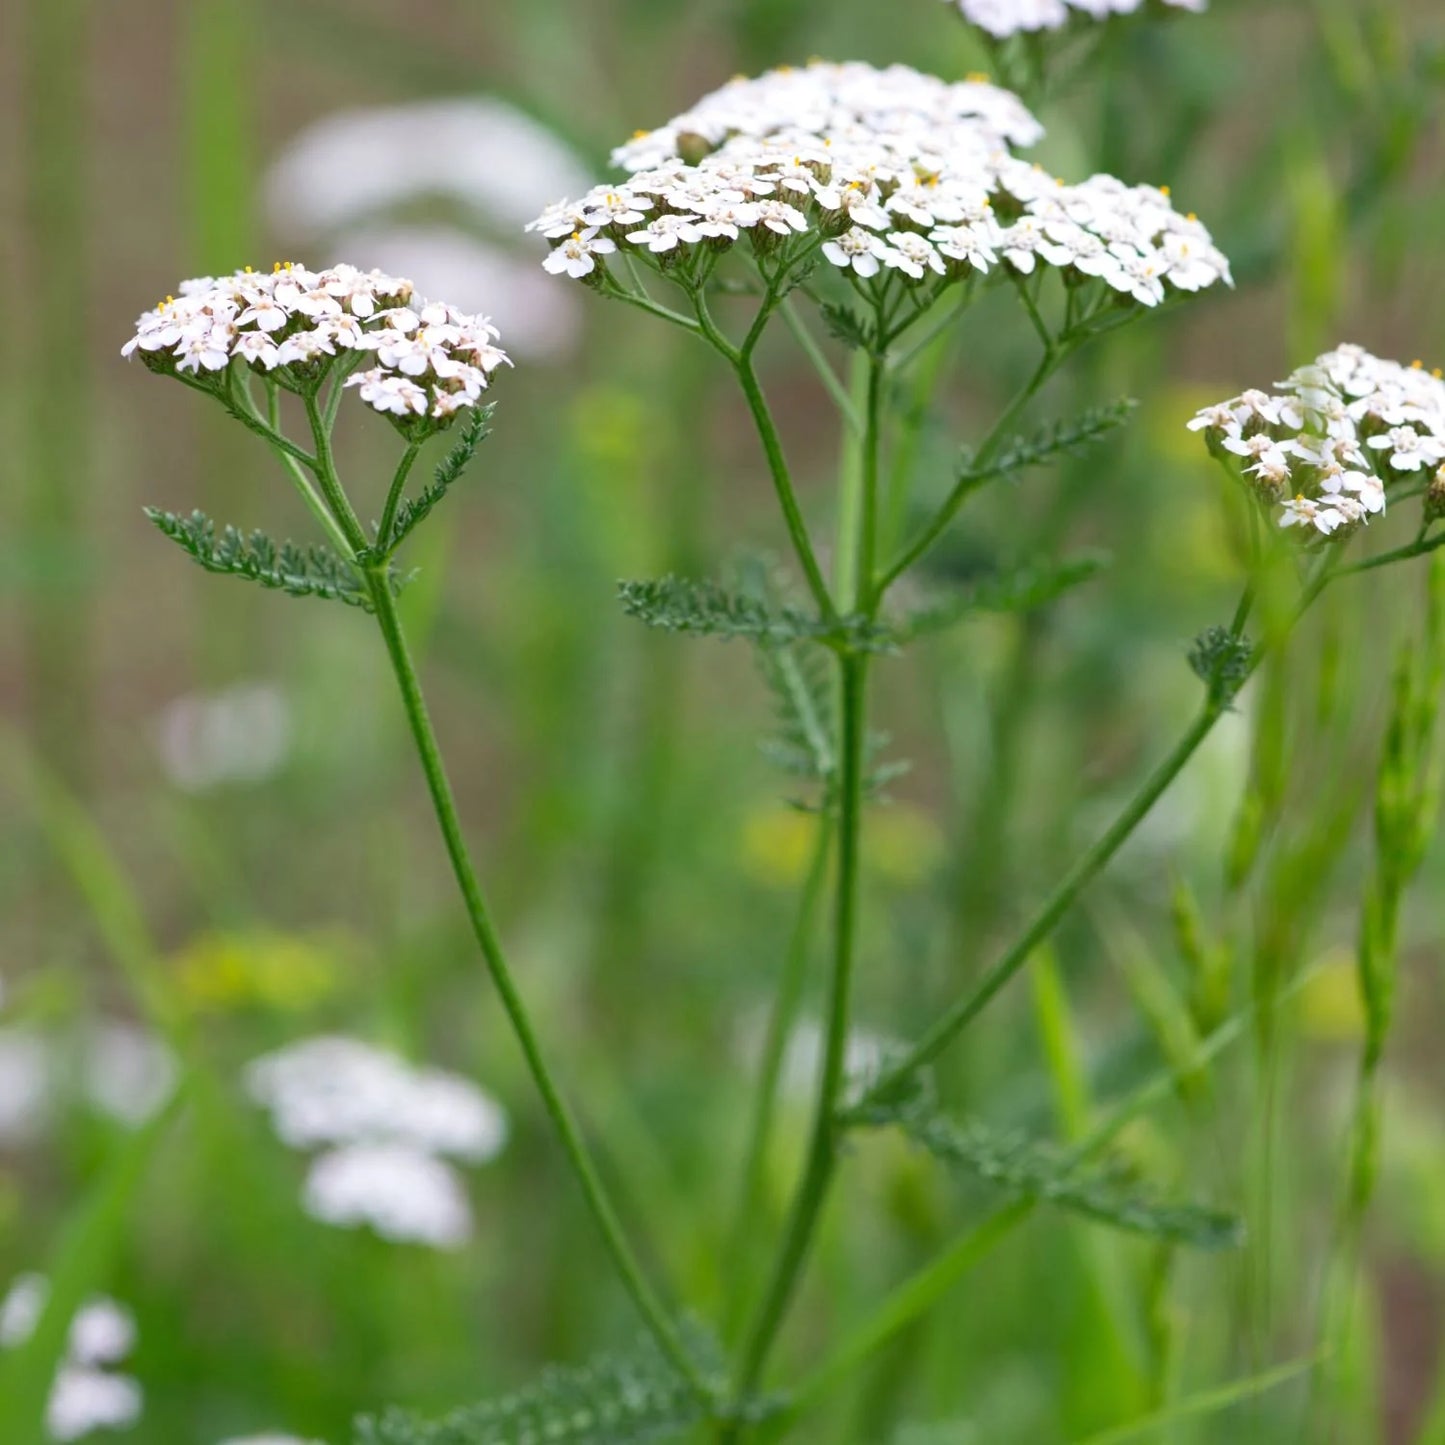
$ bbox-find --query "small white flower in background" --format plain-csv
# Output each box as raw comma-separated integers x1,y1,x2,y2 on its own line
735,1014,899,1108
265,98,590,362
1191,346,1445,538
245,1036,508,1162
0,1277,143,1442
245,1036,507,1249
47,1369,144,1443
218,1435,326,1445
156,680,293,794
0,1023,174,1144
949,0,1204,38
0,1029,52,1145
82,1023,177,1128
303,1142,474,1249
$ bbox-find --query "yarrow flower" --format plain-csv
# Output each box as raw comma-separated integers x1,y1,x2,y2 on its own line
245,1035,508,1249
122,262,509,431
528,61,1229,310
1189,344,1445,538
0,1277,143,1442
949,0,1205,40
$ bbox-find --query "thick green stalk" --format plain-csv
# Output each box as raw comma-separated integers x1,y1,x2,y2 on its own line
734,355,839,625
723,350,885,1431
361,573,705,1393
724,651,870,1427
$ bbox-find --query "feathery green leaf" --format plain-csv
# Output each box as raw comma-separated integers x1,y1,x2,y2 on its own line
896,551,1109,640
146,508,391,609
353,1333,720,1445
618,575,890,651
854,1095,1243,1250
956,397,1138,487
370,403,494,559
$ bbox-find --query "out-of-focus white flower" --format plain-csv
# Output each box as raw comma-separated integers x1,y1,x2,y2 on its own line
531,62,1229,310
244,1035,508,1163
46,1368,143,1443
265,99,590,361
0,1029,52,1145
302,1143,473,1249
1191,346,1445,538
218,1436,326,1445
266,98,593,238
950,0,1204,39
335,225,578,360
82,1023,177,1128
156,680,292,793
123,263,509,428
780,1019,895,1105
0,1277,143,1442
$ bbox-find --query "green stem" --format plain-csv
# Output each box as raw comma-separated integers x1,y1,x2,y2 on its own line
877,342,1065,596
724,353,885,1428
724,817,835,1338
776,1201,1033,1433
780,298,862,436
725,652,871,1424
857,697,1226,1108
362,574,706,1395
303,393,368,551
734,354,839,625
377,441,422,549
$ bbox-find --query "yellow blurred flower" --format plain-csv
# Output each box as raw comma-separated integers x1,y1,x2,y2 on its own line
1295,949,1365,1042
740,807,821,887
738,802,945,889
170,930,344,1014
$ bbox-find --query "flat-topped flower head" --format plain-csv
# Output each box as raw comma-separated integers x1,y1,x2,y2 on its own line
529,60,1230,315
949,0,1206,39
123,262,509,436
1190,344,1445,537
245,1034,509,1163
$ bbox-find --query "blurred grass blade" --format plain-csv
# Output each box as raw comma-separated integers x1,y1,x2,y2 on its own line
0,724,182,1042
0,1098,181,1445
1070,1354,1319,1444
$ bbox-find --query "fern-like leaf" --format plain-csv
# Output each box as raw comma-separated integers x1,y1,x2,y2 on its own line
896,551,1109,640
855,1097,1243,1250
146,508,390,610
618,576,890,652
820,301,878,354
956,398,1138,488
353,1334,720,1445
368,404,493,559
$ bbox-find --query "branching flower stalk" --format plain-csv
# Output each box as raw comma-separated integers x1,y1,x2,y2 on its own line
125,55,1445,1445
122,261,707,1396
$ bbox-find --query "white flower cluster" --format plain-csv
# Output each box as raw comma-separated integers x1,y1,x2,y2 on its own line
219,1436,325,1445
245,1035,509,1249
122,262,508,424
0,1277,142,1442
1190,344,1445,537
528,61,1229,308
951,0,1205,40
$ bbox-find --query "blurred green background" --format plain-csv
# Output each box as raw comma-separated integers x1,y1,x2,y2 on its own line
2,0,1444,1441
